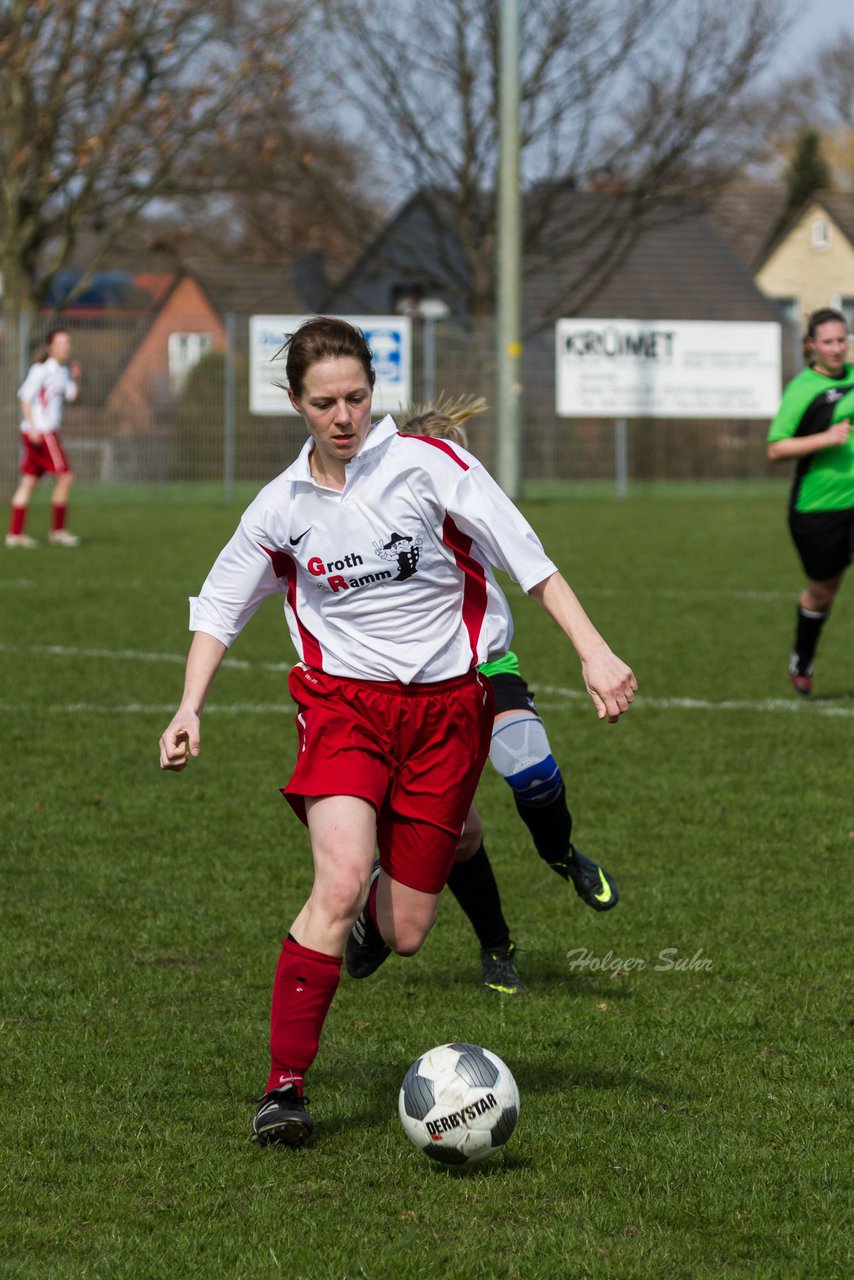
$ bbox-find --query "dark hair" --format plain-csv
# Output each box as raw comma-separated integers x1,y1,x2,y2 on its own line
803,308,847,363
34,327,70,364
276,316,376,398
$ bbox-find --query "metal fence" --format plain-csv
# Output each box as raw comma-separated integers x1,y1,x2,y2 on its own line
0,311,805,498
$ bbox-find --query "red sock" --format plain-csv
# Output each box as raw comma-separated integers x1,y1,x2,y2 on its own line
8,506,26,536
265,937,341,1095
51,505,67,533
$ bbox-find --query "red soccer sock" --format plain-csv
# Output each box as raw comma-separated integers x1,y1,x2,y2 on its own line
8,506,26,536
51,504,67,533
265,936,342,1095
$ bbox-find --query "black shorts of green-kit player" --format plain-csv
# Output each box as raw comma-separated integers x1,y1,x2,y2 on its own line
787,508,854,691
789,506,854,582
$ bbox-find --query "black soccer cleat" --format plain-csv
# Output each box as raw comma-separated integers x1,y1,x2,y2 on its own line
251,1085,313,1148
555,844,619,911
790,671,813,696
789,653,813,696
480,940,525,995
345,860,391,979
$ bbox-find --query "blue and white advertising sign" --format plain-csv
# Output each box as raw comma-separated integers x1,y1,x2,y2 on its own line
250,315,411,415
555,319,782,419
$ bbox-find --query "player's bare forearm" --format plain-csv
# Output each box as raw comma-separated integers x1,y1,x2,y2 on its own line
528,572,637,722
159,631,227,770
179,631,228,713
767,420,850,461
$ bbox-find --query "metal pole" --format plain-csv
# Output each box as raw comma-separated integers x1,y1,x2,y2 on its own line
615,417,628,499
18,311,30,381
424,315,436,404
496,0,522,499
224,312,236,502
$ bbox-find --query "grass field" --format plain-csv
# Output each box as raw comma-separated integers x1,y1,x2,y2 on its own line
1,487,851,1279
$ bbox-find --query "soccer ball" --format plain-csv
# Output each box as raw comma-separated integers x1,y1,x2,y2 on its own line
398,1042,520,1165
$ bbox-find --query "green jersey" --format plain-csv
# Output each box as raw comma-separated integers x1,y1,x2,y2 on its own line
766,364,854,513
479,650,521,679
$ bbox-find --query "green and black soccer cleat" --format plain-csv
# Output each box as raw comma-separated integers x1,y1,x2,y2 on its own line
556,845,620,911
480,940,525,995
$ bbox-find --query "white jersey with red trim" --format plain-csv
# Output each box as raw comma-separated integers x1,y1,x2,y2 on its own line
189,416,558,683
18,357,78,435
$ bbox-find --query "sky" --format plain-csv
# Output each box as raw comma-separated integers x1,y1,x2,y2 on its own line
763,2,854,81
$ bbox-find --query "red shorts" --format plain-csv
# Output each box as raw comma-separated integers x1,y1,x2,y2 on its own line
21,432,70,477
282,665,495,893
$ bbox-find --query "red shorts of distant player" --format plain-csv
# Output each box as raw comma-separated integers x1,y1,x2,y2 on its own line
283,664,495,894
20,432,70,476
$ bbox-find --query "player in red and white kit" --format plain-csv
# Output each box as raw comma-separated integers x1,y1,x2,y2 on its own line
6,328,80,548
158,317,636,1149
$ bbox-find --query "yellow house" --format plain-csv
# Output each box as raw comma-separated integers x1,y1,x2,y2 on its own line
755,194,854,336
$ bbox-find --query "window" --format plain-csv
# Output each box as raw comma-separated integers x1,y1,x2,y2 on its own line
773,297,800,327
810,218,831,251
840,298,854,342
168,332,213,391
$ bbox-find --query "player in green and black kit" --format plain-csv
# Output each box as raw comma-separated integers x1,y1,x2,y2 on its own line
766,308,854,695
401,398,619,995
446,650,619,994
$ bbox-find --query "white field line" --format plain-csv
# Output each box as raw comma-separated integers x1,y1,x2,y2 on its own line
535,689,854,717
0,702,293,715
568,587,794,602
0,697,852,718
0,642,853,716
0,641,291,673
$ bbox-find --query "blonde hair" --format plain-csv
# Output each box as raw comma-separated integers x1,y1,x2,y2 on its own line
399,393,487,448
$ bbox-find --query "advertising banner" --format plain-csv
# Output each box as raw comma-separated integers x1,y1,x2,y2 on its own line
555,319,781,419
250,315,412,415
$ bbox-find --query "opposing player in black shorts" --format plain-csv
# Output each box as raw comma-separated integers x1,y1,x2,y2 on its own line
766,309,854,694
400,398,619,994
448,653,619,994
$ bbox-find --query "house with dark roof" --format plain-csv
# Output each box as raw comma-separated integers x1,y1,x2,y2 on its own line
321,189,785,480
24,258,319,481
703,185,790,275
34,269,226,443
45,261,313,430
99,261,314,434
323,187,784,330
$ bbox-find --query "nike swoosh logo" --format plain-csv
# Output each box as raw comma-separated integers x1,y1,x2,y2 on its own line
289,528,311,546
594,869,613,904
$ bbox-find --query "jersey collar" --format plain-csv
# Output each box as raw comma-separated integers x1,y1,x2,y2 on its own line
287,414,398,485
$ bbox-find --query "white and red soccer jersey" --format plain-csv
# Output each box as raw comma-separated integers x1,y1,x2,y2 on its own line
18,358,78,435
189,416,558,683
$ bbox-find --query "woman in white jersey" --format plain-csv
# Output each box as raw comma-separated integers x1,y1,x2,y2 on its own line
5,329,80,548
158,317,636,1149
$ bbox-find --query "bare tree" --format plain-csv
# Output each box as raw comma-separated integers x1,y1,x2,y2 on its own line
752,33,854,191
171,96,382,276
0,0,312,378
317,0,791,326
